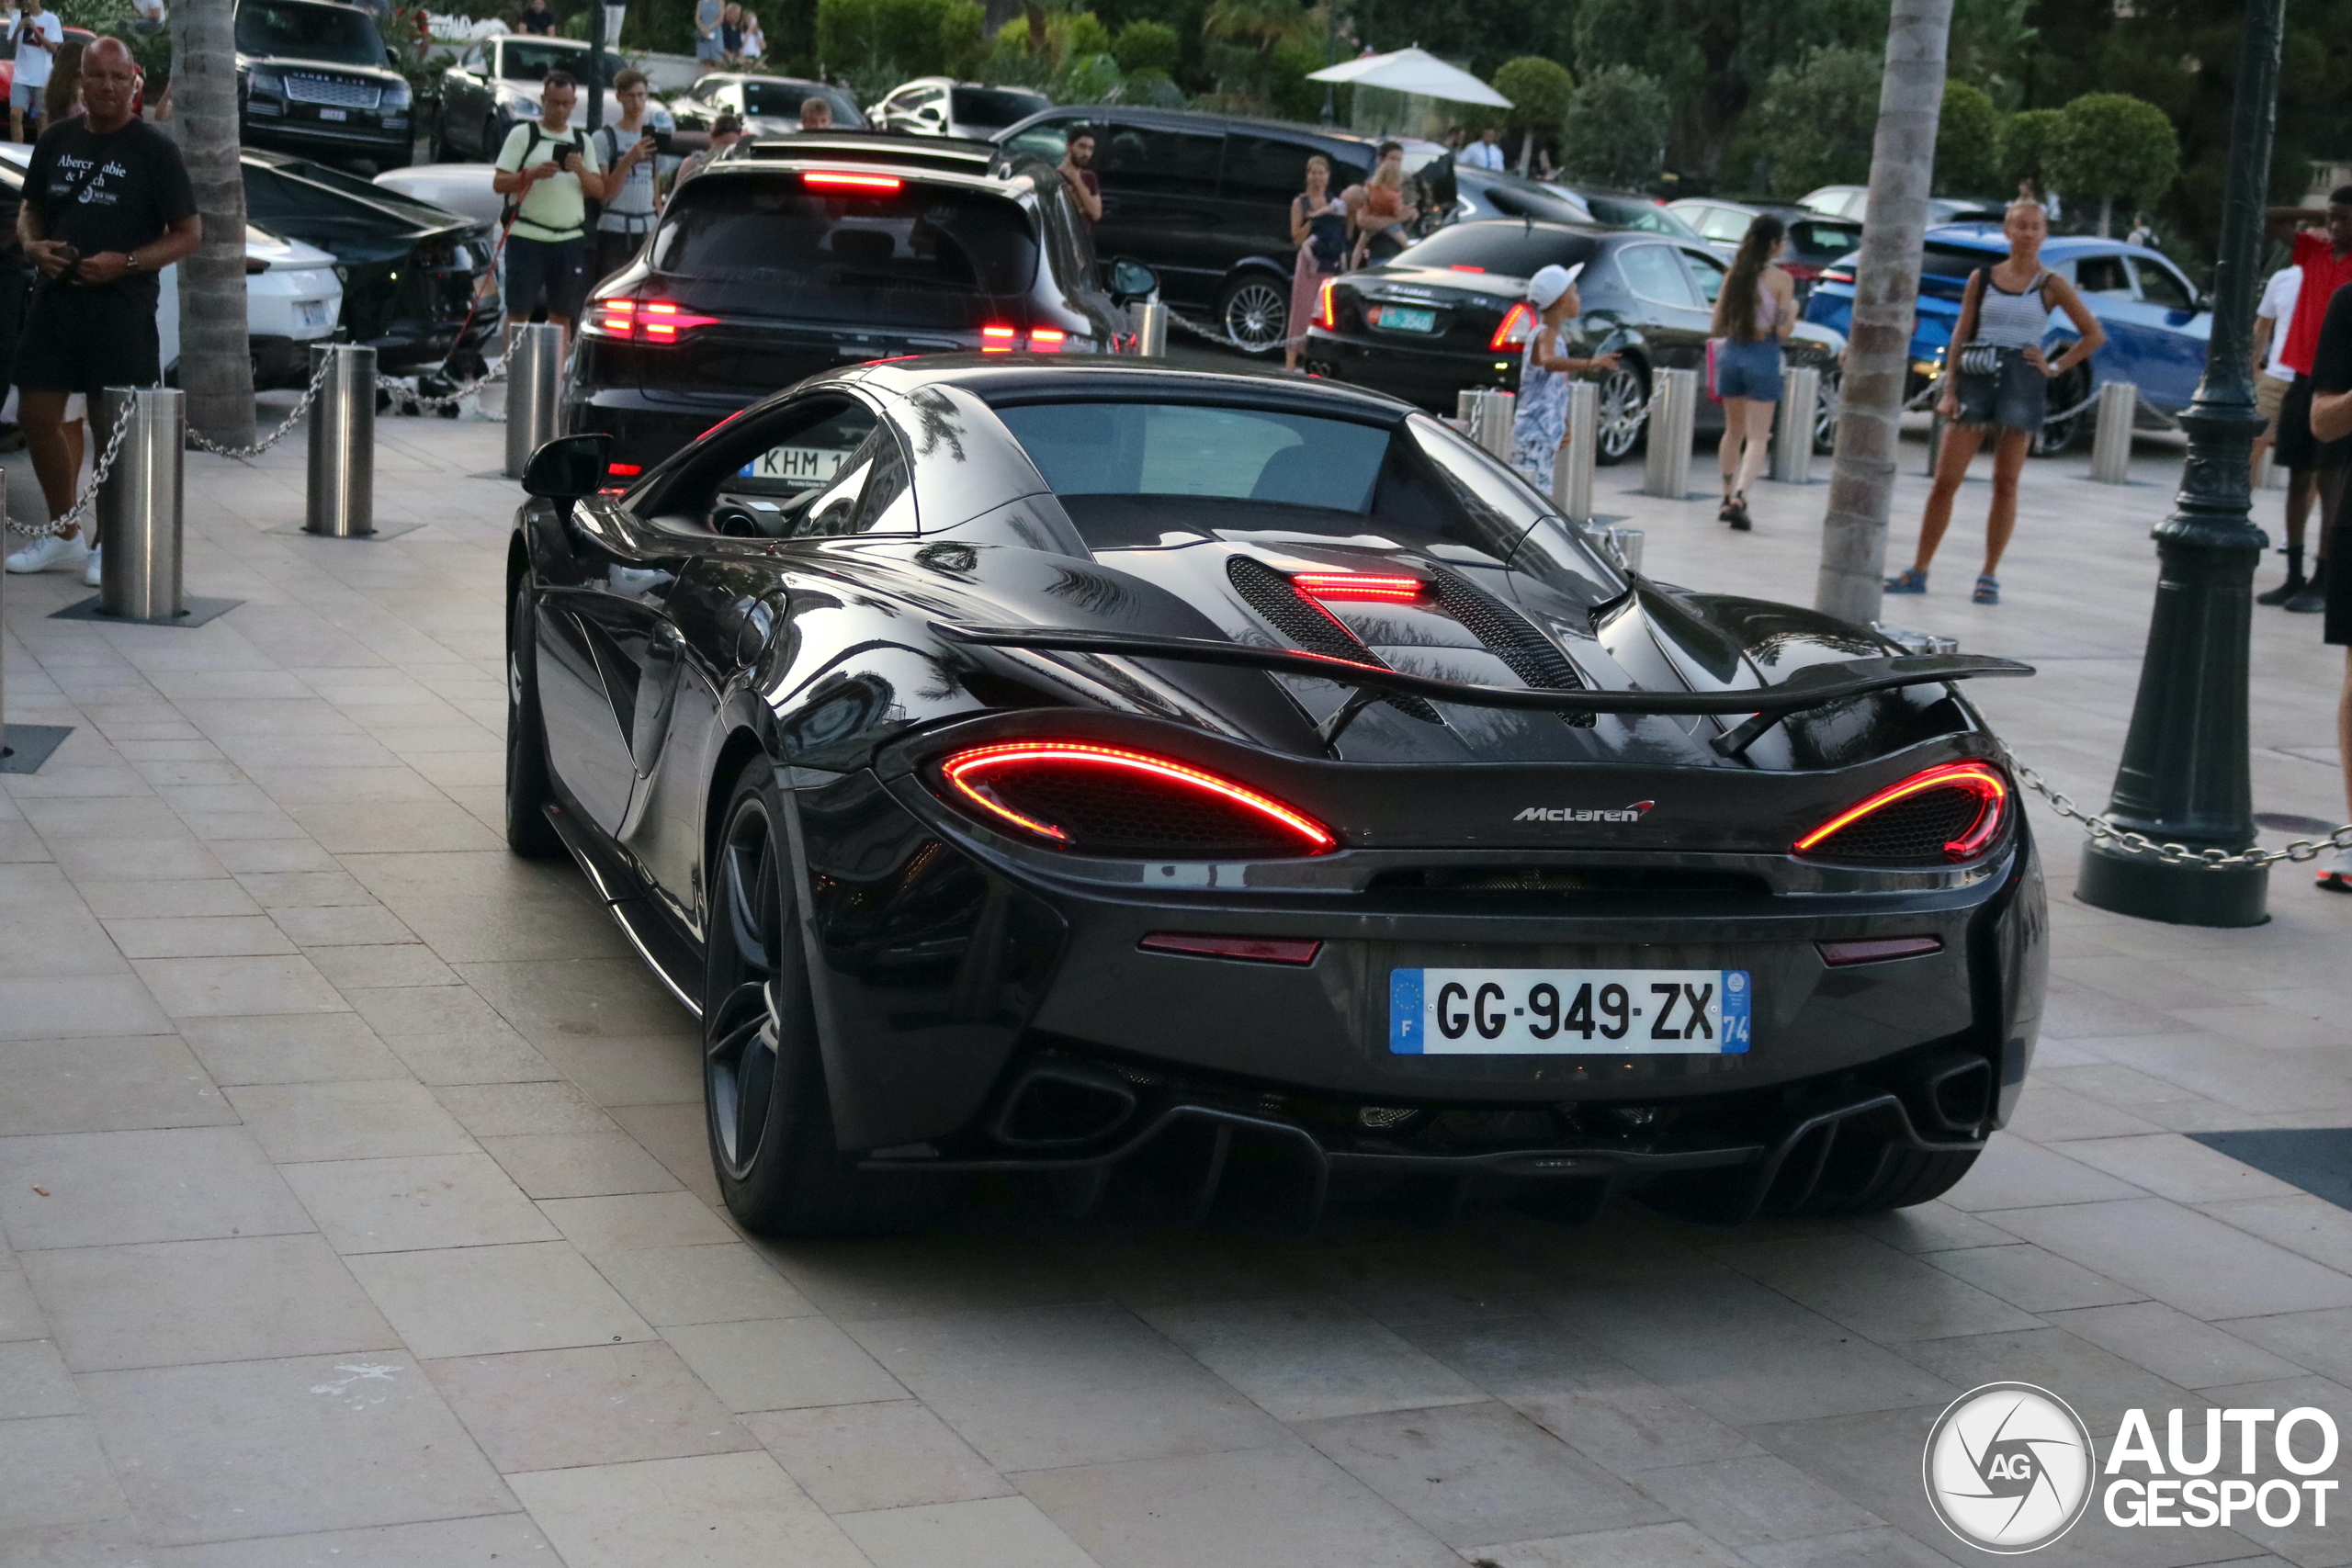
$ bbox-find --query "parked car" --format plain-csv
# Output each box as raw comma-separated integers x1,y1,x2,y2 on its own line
373,162,503,228
1452,166,1592,225
1804,224,2210,453
667,73,865,136
562,132,1148,473
507,358,2043,1235
872,77,1048,140
431,34,628,162
1799,186,2003,225
1305,219,1845,462
236,0,414,169
995,106,1454,355
0,144,345,388
1667,198,1861,299
1542,183,1705,240
239,149,500,372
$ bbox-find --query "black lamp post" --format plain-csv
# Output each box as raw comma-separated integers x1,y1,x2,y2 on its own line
2074,0,2286,928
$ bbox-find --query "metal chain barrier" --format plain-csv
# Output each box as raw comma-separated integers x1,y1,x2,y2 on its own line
382,355,508,416
2001,746,2352,869
1165,310,1267,355
183,351,337,461
4,408,134,539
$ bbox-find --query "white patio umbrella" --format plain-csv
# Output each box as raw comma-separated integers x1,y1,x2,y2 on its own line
1305,47,1511,108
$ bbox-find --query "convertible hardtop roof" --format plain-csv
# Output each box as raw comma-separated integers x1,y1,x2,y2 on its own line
855,357,1421,421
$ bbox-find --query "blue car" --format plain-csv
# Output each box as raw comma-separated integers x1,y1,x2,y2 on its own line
1804,225,2211,452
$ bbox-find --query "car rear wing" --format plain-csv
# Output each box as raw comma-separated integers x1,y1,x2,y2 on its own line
932,622,2032,758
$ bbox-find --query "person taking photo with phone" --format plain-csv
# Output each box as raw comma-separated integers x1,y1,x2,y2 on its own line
8,0,62,143
592,68,670,284
492,70,644,343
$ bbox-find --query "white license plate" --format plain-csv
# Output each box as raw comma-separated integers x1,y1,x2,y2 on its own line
317,107,347,121
296,299,334,331
1390,967,1751,1055
1371,304,1437,333
743,445,853,485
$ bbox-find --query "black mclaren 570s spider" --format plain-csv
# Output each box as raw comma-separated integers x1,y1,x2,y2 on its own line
506,357,2047,1236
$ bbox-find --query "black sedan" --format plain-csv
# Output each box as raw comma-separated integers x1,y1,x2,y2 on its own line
1305,220,1845,463
239,151,499,373
562,133,1144,476
507,358,2045,1235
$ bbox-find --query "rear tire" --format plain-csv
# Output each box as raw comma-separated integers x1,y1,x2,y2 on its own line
505,585,564,860
1792,1145,1979,1215
2032,367,2091,457
1218,275,1289,356
1594,362,1648,465
704,758,949,1237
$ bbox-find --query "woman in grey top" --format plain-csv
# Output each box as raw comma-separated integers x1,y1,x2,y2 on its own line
1886,196,2103,604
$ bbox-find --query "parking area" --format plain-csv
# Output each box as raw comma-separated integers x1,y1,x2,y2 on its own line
2,410,2348,1568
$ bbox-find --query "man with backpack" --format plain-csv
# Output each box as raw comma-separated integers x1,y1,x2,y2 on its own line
591,69,671,286
491,70,644,341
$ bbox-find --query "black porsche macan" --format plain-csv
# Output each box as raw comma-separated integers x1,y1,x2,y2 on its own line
507,359,2047,1236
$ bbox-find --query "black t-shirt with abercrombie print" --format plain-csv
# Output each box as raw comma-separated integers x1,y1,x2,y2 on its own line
24,117,196,311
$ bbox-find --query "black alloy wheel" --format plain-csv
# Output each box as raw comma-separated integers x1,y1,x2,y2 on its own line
704,759,948,1236
504,586,564,859
1218,276,1290,356
1593,362,1648,465
2031,367,2091,457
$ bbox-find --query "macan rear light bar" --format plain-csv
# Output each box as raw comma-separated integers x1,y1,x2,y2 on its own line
1490,302,1537,351
935,741,1339,857
1291,571,1428,604
979,323,1066,353
1795,761,2009,864
803,170,903,193
587,297,720,344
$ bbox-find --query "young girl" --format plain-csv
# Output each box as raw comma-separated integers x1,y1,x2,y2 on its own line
1285,154,1346,371
1886,197,2105,604
1510,263,1620,494
1709,213,1795,531
1348,156,1417,267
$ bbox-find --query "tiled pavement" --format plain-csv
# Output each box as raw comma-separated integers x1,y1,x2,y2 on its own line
0,403,2348,1568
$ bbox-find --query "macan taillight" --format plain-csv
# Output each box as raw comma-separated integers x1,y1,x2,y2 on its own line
1795,761,2009,864
936,742,1339,858
587,298,720,344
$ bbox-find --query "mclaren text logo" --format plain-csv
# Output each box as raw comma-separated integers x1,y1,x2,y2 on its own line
1924,1382,2095,1553
1515,801,1655,824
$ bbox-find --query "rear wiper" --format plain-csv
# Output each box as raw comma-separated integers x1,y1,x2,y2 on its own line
933,622,2031,756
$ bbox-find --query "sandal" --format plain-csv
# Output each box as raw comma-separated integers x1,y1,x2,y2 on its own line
1717,497,1739,525
1884,568,1928,594
1727,493,1752,532
1973,575,2000,605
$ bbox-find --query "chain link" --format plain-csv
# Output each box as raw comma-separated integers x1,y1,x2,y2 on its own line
4,407,135,539
381,356,508,416
2000,746,2352,869
183,352,337,461
1164,310,1269,355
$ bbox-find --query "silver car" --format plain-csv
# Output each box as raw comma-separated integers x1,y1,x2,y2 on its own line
873,77,1050,141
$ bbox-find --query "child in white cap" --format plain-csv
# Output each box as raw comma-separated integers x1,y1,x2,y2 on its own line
1510,263,1618,494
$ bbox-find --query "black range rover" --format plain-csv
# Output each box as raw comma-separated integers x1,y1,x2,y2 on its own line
237,0,414,169
562,134,1147,473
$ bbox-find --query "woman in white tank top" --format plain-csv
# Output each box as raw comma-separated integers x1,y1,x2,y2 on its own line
1885,197,2104,604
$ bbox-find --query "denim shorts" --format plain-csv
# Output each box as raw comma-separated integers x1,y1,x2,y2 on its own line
1715,336,1784,401
1953,348,2048,434
503,235,590,321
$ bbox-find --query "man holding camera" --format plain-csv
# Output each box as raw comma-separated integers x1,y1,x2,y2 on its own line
492,70,646,341
592,69,671,284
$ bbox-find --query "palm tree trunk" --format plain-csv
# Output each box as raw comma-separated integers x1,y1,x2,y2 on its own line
171,0,254,448
1814,0,1953,625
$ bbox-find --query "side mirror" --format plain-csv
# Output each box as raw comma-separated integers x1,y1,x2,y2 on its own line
1108,257,1158,303
522,433,614,503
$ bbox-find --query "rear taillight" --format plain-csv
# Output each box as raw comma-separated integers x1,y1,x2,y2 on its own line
1312,278,1337,330
980,324,1018,353
937,741,1338,858
607,462,642,477
1795,761,2008,864
586,298,718,344
978,322,1064,352
1490,302,1536,351
1820,267,1856,286
1028,327,1066,353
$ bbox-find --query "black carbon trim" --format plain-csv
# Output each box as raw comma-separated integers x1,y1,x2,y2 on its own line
1425,566,1594,728
1225,557,1442,725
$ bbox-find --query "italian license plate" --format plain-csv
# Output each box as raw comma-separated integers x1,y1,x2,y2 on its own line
743,445,852,484
1371,304,1437,333
318,107,348,121
1390,967,1751,1055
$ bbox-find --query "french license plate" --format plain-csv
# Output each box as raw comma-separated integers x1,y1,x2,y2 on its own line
1370,304,1437,333
317,107,347,121
1390,967,1751,1055
742,445,852,484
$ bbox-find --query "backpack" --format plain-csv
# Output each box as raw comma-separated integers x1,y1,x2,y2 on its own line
501,122,590,234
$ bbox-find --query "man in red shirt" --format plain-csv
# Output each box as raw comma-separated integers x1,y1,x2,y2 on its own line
2266,189,2352,613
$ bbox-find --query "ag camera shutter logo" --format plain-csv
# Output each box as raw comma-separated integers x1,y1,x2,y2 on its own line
1924,1382,2095,1553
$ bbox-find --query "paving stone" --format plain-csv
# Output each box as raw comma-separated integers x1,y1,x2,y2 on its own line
140,1513,555,1568
743,1400,1012,1513
176,1012,407,1086
423,1340,759,1472
1136,1297,1486,1422
0,1036,236,1135
590,1243,817,1327
507,1451,869,1568
345,1241,655,1359
665,1316,907,1413
280,1152,560,1254
224,1078,475,1163
838,1495,1101,1568
0,1127,313,1251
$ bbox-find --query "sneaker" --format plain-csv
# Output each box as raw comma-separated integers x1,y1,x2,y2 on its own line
1727,493,1752,532
1885,567,1928,593
2287,583,2328,615
2256,575,2307,606
2318,847,2352,894
1973,575,2000,605
82,544,101,589
4,532,87,575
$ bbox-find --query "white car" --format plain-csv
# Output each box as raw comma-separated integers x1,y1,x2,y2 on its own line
373,163,504,230
0,143,345,389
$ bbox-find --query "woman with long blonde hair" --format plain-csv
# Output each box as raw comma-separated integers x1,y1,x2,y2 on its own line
1709,213,1794,530
1286,154,1346,370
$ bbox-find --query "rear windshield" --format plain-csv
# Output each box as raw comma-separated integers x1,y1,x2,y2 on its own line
953,87,1047,129
648,174,1037,328
1921,242,1998,279
999,402,1391,512
1395,224,1599,278
742,79,861,125
236,0,385,66
1581,194,1697,238
501,40,628,81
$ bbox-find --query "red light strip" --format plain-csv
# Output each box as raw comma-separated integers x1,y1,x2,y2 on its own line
606,462,642,477
804,170,903,192
1794,761,2008,859
1312,277,1338,330
1028,327,1066,353
1138,932,1323,965
980,323,1017,354
938,741,1338,853
1291,571,1428,604
1490,302,1537,351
